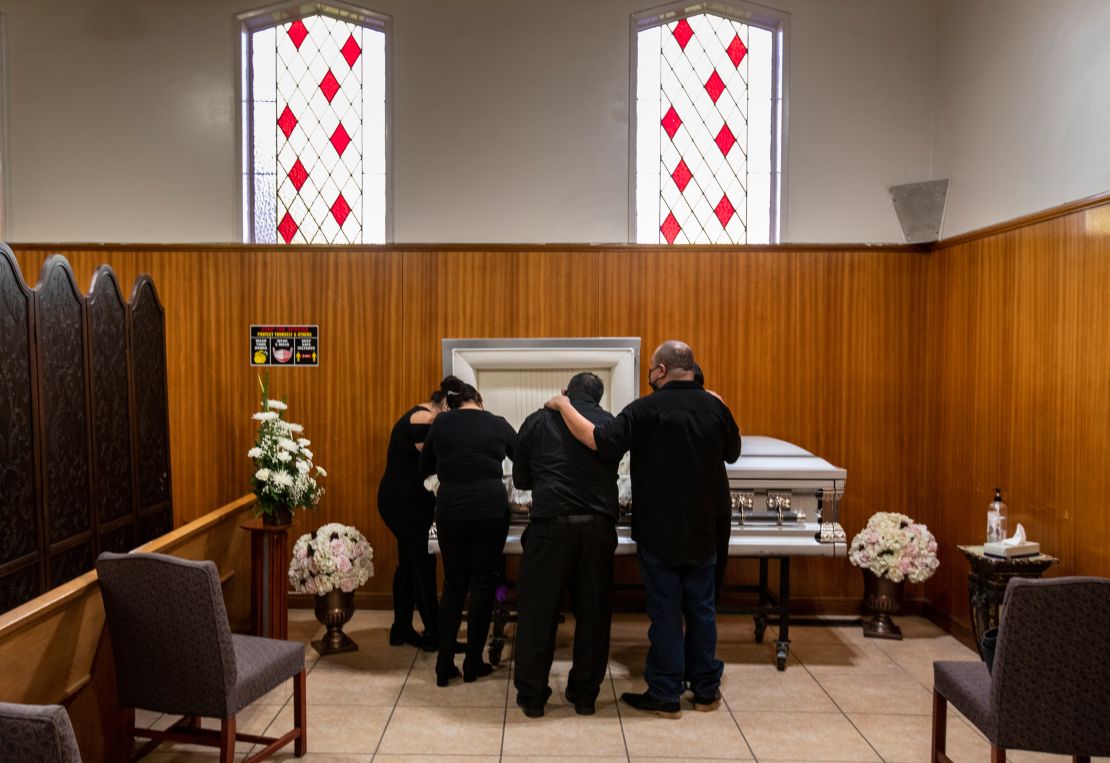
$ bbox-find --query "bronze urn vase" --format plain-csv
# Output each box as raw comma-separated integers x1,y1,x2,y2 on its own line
861,569,905,640
311,590,358,655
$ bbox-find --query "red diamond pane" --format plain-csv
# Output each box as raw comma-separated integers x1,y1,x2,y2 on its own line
330,124,351,156
319,70,340,103
715,124,736,155
331,194,352,226
705,70,726,103
288,159,308,191
715,195,736,227
278,212,299,244
672,19,694,50
277,106,298,139
341,34,362,68
671,159,693,192
661,106,682,139
287,20,308,50
661,212,681,244
727,35,748,67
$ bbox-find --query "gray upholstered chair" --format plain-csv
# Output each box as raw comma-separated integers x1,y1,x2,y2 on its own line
96,551,306,762
0,702,82,762
931,576,1110,763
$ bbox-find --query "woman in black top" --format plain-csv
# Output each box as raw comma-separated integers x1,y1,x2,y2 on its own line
377,379,451,650
419,378,516,685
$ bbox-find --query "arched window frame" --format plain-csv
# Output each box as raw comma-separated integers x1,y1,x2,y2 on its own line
237,1,393,244
630,0,789,244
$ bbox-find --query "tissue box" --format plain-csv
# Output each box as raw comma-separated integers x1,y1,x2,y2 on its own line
983,540,1040,558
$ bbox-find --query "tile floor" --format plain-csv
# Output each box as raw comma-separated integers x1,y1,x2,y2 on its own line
139,610,1105,762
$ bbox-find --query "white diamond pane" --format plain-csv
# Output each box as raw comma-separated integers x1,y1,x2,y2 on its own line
635,12,778,244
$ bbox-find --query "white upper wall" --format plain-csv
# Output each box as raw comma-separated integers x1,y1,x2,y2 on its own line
934,0,1110,237
0,0,937,244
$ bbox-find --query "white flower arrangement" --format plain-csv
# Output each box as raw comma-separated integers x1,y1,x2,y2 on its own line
849,511,939,583
249,375,326,518
288,523,374,595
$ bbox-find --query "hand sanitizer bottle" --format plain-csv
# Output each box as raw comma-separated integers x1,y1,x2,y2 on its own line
986,488,1008,543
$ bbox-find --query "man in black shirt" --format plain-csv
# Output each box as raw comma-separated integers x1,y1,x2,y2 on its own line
512,372,621,718
547,341,741,718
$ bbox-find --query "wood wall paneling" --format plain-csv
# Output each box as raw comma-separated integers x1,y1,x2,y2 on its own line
14,206,1109,622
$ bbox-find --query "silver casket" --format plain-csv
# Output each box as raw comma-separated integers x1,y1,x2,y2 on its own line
429,338,848,558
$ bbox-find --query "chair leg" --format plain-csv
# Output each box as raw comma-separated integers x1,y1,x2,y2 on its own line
990,744,1006,763
220,716,236,763
294,668,307,757
931,689,947,762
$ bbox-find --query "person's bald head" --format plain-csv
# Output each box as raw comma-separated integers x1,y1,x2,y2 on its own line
648,340,696,389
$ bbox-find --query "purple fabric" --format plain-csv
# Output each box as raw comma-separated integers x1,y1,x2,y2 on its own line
0,702,82,762
935,576,1110,756
96,551,304,719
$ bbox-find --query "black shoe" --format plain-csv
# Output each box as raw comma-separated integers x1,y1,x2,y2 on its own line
564,687,596,716
691,690,721,712
462,659,494,683
515,696,544,718
435,665,461,687
389,625,423,648
418,632,438,653
620,691,681,719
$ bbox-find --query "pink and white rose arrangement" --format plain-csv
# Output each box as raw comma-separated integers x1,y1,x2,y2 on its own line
289,523,373,595
849,511,939,583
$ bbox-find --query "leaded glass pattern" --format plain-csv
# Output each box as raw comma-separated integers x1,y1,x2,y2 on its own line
636,12,777,244
247,11,386,244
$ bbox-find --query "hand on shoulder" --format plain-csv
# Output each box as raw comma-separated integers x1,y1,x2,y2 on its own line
545,394,570,411
704,388,724,402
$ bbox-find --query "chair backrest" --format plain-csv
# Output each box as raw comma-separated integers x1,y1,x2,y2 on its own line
990,576,1110,755
0,702,82,762
95,552,238,717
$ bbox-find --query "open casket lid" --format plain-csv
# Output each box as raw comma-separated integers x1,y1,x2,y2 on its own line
725,436,847,483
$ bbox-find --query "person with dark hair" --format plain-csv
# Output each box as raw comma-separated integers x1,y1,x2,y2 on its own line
419,378,517,686
511,372,621,718
693,363,733,608
547,340,741,718
377,378,453,650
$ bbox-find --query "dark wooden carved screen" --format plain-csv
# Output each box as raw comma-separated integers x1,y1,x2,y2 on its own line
0,246,173,614
129,277,173,542
0,246,40,612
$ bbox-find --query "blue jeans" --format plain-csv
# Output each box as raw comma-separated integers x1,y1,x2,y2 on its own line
637,546,723,704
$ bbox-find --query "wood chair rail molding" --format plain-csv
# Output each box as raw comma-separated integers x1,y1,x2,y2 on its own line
0,495,255,706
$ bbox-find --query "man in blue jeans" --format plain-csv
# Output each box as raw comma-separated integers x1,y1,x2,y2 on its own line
547,340,742,718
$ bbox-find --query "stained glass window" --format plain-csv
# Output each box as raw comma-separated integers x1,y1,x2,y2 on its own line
634,3,785,244
241,4,388,244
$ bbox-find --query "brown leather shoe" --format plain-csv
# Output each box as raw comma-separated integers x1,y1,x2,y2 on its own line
692,690,721,711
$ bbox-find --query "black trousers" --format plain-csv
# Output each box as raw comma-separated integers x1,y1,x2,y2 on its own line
390,527,439,637
436,515,509,670
513,514,617,706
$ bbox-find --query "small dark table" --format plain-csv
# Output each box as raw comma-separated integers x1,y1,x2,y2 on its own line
241,519,292,640
958,545,1057,659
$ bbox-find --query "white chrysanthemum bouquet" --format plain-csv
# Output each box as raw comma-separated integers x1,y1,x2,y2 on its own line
289,523,373,594
849,511,939,583
249,375,326,519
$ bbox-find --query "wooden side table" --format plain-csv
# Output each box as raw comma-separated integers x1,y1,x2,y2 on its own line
241,519,291,640
957,545,1057,659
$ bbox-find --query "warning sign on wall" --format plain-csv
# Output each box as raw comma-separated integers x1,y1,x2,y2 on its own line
251,325,319,367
